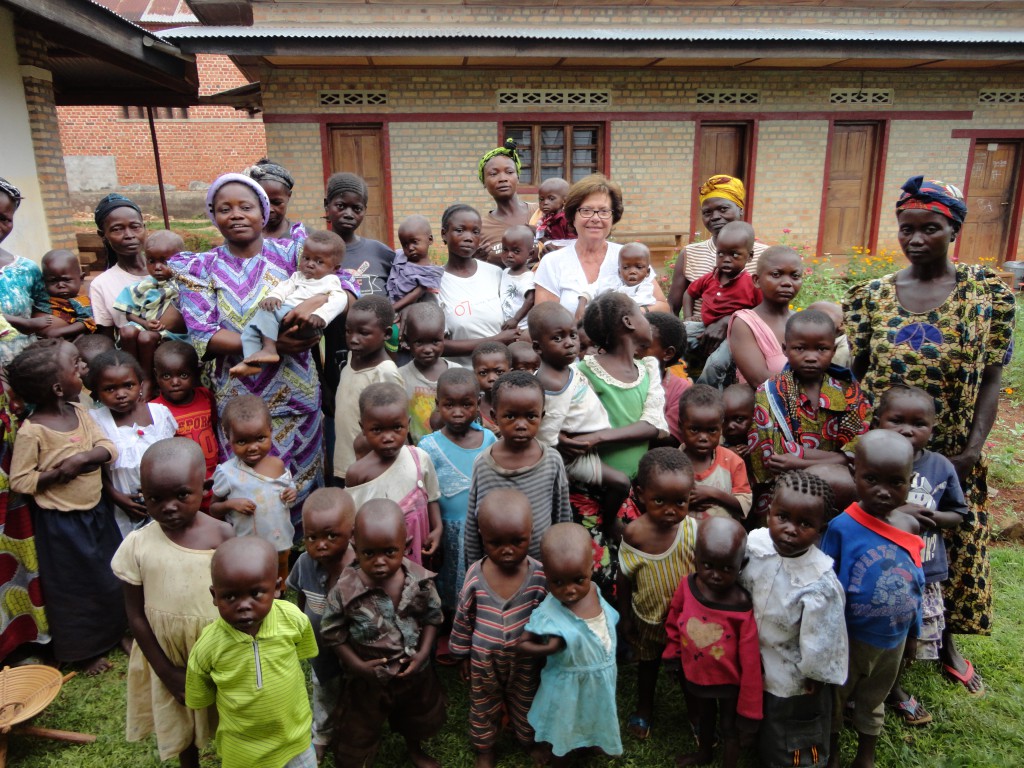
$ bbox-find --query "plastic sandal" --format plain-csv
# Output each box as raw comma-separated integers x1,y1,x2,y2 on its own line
889,696,933,726
943,659,986,697
627,714,651,740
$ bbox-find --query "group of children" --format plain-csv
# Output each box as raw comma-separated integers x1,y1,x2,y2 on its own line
0,174,977,768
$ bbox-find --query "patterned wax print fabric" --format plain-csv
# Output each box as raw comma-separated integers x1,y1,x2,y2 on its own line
0,386,48,658
172,240,359,521
0,256,46,365
844,264,1015,634
44,295,96,333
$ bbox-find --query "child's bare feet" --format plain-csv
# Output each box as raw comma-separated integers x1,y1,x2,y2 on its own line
244,350,281,366
228,362,263,378
474,750,496,768
406,739,439,768
81,655,113,676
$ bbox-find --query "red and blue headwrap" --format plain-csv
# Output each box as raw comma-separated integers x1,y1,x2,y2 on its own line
895,176,967,226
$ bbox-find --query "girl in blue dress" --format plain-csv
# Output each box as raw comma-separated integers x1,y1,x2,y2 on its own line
520,522,622,761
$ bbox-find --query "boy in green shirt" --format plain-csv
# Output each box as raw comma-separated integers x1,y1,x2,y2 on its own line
186,537,318,768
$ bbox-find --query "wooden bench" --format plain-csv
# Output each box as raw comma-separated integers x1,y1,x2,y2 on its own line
76,233,106,275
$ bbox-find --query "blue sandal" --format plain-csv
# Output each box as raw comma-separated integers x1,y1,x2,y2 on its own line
627,714,651,739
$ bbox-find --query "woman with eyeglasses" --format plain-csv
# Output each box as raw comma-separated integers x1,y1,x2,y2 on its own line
536,174,661,321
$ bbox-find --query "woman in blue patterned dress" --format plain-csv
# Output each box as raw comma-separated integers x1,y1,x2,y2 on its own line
0,178,49,366
174,174,357,526
845,176,1015,696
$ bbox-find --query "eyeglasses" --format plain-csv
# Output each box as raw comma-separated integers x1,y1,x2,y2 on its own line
577,207,613,220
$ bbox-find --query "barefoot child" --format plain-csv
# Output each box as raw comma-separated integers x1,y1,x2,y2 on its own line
450,489,548,768
285,488,358,761
345,383,442,565
419,368,497,611
232,230,349,377
114,230,188,385
387,215,443,317
112,438,234,768
507,340,540,373
397,303,458,444
333,295,404,484
875,385,969,724
664,517,762,768
472,341,511,434
679,385,752,520
520,522,622,761
8,339,126,674
465,371,571,564
37,249,96,339
210,395,297,583
644,311,691,445
499,224,537,331
321,500,446,768
89,349,179,536
186,536,318,768
617,448,698,740
151,341,218,510
820,431,925,768
739,470,848,768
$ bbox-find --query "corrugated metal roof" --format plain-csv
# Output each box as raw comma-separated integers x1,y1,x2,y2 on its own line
160,24,1024,45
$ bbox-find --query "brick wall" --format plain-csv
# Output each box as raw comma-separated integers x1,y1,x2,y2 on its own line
15,27,76,250
57,54,267,190
262,121,324,231
262,61,1024,259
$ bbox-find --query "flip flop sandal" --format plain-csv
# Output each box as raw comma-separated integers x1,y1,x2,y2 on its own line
943,659,986,697
889,696,933,726
627,714,651,740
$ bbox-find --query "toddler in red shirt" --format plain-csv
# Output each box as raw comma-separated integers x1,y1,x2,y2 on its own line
683,221,762,387
151,341,218,510
664,516,761,768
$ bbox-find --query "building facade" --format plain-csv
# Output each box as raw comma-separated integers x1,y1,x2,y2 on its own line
167,0,1024,262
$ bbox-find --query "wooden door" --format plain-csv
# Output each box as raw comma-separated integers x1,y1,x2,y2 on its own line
696,123,749,238
960,141,1021,265
822,122,881,256
329,126,389,245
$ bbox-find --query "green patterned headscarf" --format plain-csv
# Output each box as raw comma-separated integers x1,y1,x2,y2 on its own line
478,138,521,185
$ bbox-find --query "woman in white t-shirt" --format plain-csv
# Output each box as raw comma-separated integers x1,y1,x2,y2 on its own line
534,174,625,320
438,204,519,367
88,194,150,334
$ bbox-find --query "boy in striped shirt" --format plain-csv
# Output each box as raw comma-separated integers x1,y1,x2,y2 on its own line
451,490,548,768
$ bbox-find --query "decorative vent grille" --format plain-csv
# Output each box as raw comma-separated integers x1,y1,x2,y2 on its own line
497,90,611,106
829,88,893,105
318,90,388,107
695,90,760,105
979,89,1024,104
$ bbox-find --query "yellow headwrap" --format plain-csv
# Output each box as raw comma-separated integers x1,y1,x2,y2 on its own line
698,175,746,208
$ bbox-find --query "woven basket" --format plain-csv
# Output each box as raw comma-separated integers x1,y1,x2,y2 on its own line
0,666,64,729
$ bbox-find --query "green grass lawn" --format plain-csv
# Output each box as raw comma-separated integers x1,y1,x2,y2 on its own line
10,547,1024,768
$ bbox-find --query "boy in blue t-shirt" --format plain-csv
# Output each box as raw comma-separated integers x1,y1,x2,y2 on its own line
820,430,924,768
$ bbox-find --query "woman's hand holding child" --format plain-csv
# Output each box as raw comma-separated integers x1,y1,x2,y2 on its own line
226,498,257,516
280,486,297,506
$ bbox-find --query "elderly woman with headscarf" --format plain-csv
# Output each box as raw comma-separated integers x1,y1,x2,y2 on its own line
172,173,359,520
88,193,150,335
477,138,539,264
845,176,1016,703
243,158,306,241
667,175,768,320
